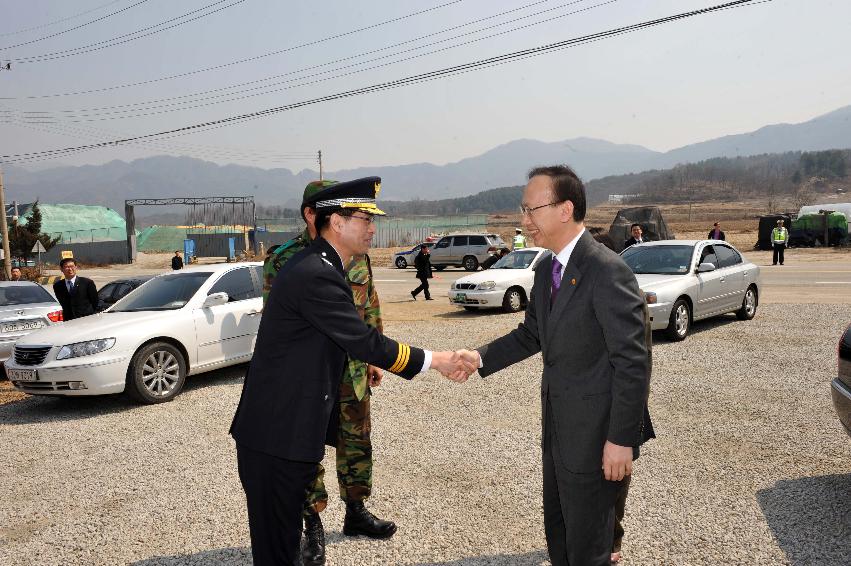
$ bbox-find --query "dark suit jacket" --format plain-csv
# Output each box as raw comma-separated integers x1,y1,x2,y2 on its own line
53,276,98,320
414,251,433,280
708,230,726,241
478,231,649,473
623,237,643,249
230,237,424,463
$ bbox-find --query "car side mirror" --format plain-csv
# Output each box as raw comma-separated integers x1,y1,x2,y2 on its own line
697,262,716,273
203,292,229,307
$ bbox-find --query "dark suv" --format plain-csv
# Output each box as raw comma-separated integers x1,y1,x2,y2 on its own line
96,275,154,312
429,233,507,271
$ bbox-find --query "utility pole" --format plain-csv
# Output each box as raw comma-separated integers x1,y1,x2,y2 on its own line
0,167,12,280
318,150,323,180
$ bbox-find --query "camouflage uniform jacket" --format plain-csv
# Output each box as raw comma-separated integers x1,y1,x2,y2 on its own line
262,230,382,401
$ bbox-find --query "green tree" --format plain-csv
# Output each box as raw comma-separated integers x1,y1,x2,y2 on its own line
9,201,59,261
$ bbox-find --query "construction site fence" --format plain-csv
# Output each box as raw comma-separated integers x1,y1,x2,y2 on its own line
255,214,488,248
46,241,129,265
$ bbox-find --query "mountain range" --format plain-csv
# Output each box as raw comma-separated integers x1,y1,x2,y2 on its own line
4,104,851,217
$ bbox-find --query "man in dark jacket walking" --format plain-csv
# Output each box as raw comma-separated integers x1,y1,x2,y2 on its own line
410,246,433,300
708,222,726,241
171,251,184,270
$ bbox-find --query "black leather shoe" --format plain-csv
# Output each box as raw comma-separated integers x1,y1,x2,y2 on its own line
343,501,397,539
410,291,417,300
302,512,326,565
425,297,434,300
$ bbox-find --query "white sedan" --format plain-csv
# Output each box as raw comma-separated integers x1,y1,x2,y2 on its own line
448,247,550,313
5,262,263,403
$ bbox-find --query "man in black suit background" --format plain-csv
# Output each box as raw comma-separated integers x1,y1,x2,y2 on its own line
52,258,98,320
623,223,644,249
230,177,475,566
410,245,434,300
460,166,650,566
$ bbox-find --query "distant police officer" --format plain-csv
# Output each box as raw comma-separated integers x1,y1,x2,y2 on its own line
231,177,473,566
772,219,788,265
261,179,393,566
513,227,526,250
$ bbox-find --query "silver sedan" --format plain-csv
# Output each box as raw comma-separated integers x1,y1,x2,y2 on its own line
0,281,63,361
621,240,760,340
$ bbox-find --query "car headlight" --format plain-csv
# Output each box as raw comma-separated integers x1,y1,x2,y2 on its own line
477,281,496,290
56,338,116,360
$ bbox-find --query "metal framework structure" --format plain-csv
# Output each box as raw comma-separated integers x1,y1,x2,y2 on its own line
124,196,255,262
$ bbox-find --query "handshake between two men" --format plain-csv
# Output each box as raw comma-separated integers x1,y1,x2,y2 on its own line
429,349,482,383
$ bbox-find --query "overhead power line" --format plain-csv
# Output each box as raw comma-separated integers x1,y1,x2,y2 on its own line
3,0,469,98
0,0,151,51
0,0,126,38
0,0,772,165
1,109,319,165
3,0,612,123
3,0,245,65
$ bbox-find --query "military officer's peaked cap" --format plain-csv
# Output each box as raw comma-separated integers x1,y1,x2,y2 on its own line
304,176,386,216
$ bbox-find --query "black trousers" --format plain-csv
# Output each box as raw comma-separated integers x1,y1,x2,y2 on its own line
412,277,431,299
543,402,620,566
772,244,785,265
236,444,316,566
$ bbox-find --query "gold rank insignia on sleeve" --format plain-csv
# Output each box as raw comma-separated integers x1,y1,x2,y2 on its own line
389,343,410,373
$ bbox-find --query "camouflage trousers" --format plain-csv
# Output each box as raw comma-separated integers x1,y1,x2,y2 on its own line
303,379,372,516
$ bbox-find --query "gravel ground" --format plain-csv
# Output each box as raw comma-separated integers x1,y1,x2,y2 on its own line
1,304,850,565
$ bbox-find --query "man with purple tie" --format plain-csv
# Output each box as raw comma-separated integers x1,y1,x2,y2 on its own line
460,165,650,566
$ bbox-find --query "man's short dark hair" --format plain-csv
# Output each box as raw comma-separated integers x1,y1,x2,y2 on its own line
630,223,642,231
315,208,355,235
527,165,586,222
11,266,21,271
713,222,719,227
59,258,77,268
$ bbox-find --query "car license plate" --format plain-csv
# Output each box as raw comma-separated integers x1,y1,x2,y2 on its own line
1,320,44,333
454,293,467,303
6,368,37,381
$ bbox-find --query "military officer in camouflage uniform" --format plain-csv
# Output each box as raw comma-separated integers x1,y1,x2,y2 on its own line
263,180,395,566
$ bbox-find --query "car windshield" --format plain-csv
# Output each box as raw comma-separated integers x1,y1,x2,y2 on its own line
621,245,695,275
0,285,55,306
110,272,211,312
492,250,539,269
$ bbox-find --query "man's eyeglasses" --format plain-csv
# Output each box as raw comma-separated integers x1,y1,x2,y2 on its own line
346,213,377,224
519,200,564,216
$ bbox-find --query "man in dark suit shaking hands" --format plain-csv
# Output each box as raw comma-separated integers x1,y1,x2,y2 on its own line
53,258,98,320
460,165,650,566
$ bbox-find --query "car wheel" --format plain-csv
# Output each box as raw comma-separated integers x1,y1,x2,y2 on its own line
125,342,186,404
434,265,445,271
665,299,691,341
736,286,758,320
395,257,407,269
502,287,524,313
463,256,479,271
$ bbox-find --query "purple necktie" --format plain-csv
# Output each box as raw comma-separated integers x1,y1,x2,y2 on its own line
551,257,563,305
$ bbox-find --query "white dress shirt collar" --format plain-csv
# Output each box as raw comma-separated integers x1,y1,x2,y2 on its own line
66,275,78,288
553,227,586,277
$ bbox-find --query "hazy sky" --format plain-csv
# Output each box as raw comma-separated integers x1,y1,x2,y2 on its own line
1,0,849,172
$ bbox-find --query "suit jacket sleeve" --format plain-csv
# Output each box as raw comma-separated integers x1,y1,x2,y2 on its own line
476,265,543,377
293,267,424,379
85,279,98,311
592,258,649,447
